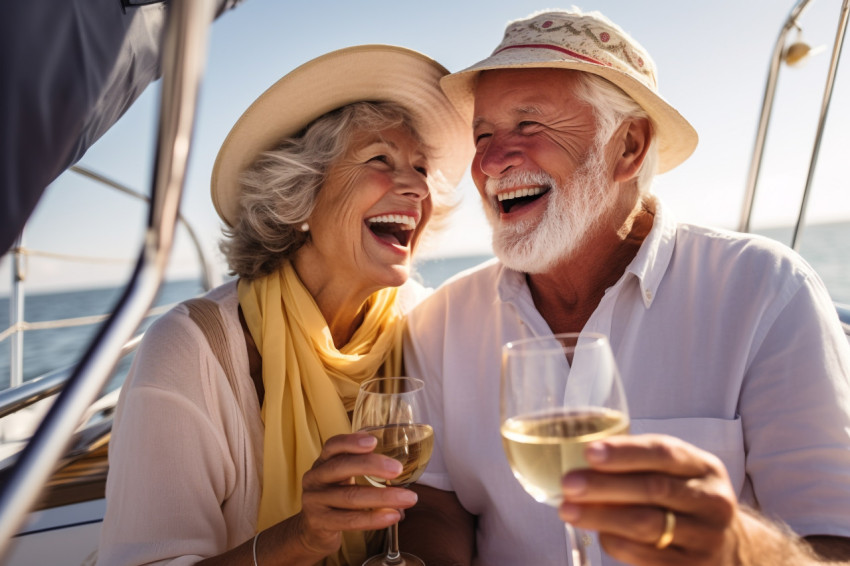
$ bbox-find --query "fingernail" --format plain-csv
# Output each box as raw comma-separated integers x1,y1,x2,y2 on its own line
399,490,418,505
358,435,377,448
561,473,587,495
559,503,580,521
586,442,608,463
380,510,401,522
384,458,403,473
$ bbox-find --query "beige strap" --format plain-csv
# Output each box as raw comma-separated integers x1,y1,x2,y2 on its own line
184,298,245,405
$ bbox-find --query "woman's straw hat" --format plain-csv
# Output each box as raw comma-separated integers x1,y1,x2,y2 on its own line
440,9,698,173
212,44,472,227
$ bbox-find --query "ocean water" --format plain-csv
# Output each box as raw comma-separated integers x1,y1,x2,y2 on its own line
1,221,848,390
0,280,207,391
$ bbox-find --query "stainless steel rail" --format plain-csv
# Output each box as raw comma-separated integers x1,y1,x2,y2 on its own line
0,0,215,556
0,336,142,421
8,236,24,389
791,0,849,248
69,164,220,292
3,165,220,389
738,0,849,252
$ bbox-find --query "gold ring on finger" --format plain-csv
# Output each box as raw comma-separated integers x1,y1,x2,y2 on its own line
655,509,676,549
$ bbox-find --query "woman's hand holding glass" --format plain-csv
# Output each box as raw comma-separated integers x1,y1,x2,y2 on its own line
352,377,433,566
296,432,419,560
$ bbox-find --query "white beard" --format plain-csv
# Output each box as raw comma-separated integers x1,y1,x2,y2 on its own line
482,142,612,274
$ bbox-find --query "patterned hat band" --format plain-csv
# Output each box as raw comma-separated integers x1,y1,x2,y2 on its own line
492,12,657,90
494,43,608,66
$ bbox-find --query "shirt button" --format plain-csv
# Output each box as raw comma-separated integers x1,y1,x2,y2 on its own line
645,289,653,301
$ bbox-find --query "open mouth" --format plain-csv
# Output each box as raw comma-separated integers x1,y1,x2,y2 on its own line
367,214,417,247
497,186,548,214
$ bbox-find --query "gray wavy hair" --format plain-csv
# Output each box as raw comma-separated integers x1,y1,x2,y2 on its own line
572,71,659,194
221,101,455,279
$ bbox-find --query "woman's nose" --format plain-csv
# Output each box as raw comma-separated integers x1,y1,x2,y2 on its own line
395,167,430,200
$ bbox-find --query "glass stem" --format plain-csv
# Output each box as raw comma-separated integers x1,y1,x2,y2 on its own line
565,523,590,565
384,522,403,565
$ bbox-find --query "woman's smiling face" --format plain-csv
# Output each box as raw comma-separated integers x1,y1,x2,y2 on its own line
296,125,433,296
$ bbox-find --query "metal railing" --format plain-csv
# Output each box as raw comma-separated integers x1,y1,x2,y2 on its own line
2,165,220,389
739,0,849,251
0,0,216,556
0,336,141,422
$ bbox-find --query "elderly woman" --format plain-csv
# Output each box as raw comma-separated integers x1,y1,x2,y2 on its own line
97,45,470,566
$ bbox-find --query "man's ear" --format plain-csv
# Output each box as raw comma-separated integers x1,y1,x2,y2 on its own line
613,118,651,182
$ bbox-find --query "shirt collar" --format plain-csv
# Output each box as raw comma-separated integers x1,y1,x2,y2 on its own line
496,261,529,305
622,196,677,308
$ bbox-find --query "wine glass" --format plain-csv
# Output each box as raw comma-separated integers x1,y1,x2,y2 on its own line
500,332,629,566
352,377,434,566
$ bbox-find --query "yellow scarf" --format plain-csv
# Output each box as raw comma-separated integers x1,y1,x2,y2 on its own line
238,261,403,566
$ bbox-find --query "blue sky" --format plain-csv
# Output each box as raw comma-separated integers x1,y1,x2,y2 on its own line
2,0,848,293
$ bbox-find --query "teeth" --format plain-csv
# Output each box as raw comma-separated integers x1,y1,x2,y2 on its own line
368,214,417,230
497,187,545,202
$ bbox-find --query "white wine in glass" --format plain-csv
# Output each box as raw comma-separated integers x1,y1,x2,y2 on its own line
359,422,434,488
500,332,629,565
353,377,433,566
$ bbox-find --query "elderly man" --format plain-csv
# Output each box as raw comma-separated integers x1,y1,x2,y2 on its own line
400,8,850,566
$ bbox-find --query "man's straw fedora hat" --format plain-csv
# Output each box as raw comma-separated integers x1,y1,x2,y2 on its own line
212,44,472,227
440,9,698,173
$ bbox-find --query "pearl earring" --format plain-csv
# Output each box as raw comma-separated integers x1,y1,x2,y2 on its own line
300,222,309,232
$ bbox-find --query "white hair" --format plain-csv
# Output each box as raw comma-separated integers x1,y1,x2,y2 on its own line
571,71,659,194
